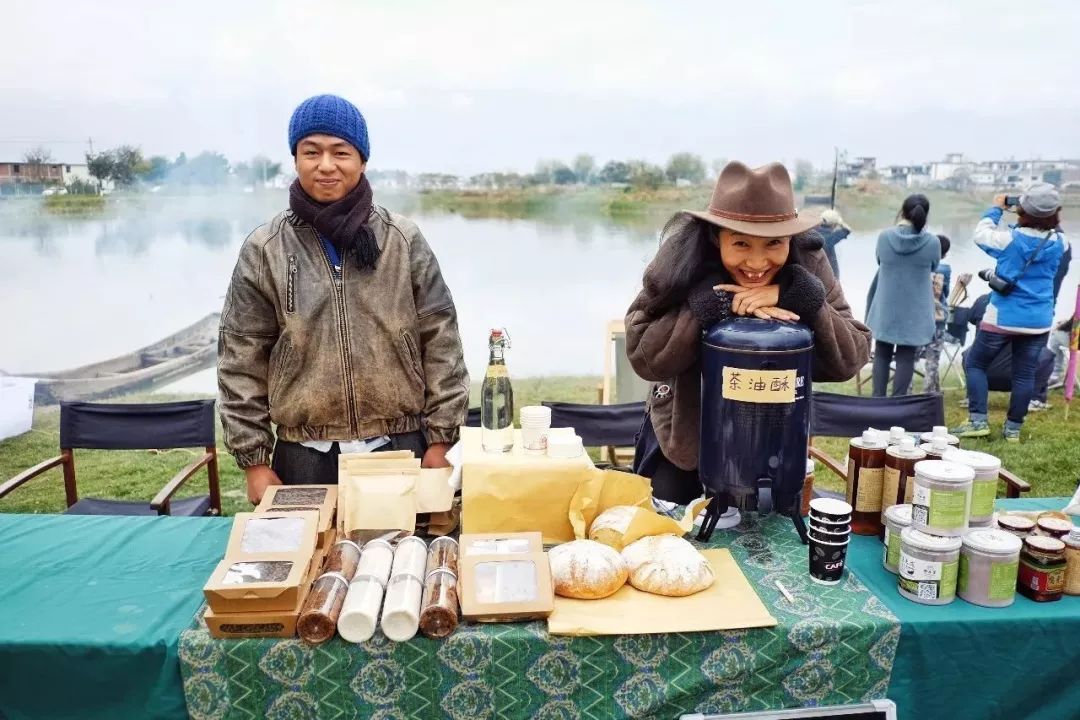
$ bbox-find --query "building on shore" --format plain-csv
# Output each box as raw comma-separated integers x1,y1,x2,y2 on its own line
884,153,1080,190
0,161,94,194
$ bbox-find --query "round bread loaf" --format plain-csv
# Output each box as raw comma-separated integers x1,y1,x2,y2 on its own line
621,534,714,597
549,540,629,599
589,505,640,550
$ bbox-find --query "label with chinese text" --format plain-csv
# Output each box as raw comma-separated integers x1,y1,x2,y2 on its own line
720,367,797,404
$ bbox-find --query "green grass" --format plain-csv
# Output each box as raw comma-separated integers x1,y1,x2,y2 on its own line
1,377,1076,517
0,377,603,517
811,381,1080,499
42,193,106,215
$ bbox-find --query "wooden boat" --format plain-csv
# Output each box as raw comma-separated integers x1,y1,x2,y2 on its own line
18,313,221,404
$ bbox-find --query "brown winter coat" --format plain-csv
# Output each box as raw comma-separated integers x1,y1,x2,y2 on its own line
625,235,871,471
218,204,469,468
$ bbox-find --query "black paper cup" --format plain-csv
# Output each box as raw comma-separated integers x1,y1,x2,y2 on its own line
809,498,853,523
808,534,849,585
812,511,851,528
808,525,850,543
808,518,851,533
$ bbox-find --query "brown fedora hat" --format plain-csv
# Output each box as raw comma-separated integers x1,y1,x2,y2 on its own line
685,161,820,238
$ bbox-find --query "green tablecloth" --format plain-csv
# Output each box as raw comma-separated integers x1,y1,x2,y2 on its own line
847,498,1080,720
179,514,898,719
0,513,232,720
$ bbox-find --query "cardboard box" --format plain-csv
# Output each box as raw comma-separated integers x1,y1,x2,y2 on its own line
459,532,544,556
257,485,338,548
204,542,326,639
203,511,319,614
460,551,554,622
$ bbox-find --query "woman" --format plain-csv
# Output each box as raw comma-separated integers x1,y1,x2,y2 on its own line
953,184,1067,442
625,161,871,504
865,194,940,396
818,208,851,279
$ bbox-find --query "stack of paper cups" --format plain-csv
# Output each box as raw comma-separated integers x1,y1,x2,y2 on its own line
520,405,552,454
807,498,853,585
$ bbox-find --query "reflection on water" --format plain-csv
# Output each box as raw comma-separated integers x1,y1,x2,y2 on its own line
1,193,1076,397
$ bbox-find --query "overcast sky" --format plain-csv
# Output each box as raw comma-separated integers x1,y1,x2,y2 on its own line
3,0,1078,174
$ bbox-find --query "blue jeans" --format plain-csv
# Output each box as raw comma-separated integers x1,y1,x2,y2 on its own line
964,330,1049,429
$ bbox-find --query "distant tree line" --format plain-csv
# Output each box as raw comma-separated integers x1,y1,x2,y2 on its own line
83,146,281,191
368,152,721,192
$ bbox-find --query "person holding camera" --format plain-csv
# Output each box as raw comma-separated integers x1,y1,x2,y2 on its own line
952,184,1067,442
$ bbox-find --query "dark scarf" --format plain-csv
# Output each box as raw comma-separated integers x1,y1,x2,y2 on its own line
289,175,381,270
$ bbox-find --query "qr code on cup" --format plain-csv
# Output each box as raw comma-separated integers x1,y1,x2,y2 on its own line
911,506,928,525
917,582,938,600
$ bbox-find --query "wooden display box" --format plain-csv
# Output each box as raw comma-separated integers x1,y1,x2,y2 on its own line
203,511,319,614
257,485,338,548
460,551,554,623
204,543,326,639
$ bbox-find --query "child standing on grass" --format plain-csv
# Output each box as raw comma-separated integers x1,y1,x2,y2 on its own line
922,234,952,393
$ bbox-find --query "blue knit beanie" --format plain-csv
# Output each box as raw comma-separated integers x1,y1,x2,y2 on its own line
288,94,370,160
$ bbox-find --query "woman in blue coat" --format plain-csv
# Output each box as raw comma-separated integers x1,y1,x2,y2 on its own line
952,184,1066,442
865,194,940,396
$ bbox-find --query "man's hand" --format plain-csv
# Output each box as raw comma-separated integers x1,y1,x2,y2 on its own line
993,193,1010,210
422,442,452,469
245,464,283,504
713,283,799,322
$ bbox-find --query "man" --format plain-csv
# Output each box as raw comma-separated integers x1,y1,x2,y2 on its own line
218,94,469,503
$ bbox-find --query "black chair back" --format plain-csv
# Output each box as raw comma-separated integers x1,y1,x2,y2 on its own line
465,407,482,428
810,392,944,439
59,400,216,450
541,401,645,447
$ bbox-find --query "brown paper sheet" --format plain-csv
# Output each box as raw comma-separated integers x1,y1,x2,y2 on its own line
460,427,594,544
546,549,777,636
568,469,652,539
601,498,710,548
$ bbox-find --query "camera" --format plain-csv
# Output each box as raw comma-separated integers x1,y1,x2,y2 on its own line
978,268,1016,295
1004,195,1022,209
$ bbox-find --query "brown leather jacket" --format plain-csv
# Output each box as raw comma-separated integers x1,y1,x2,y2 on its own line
218,205,469,468
625,235,870,471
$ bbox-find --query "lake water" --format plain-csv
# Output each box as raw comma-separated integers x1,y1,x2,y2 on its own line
1,194,1076,395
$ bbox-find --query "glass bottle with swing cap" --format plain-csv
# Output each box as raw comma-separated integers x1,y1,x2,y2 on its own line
481,328,515,453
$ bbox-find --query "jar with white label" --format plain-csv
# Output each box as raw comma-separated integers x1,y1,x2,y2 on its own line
846,429,888,536
942,449,1001,527
882,504,913,574
910,460,974,537
881,438,926,532
898,528,961,605
958,529,1022,608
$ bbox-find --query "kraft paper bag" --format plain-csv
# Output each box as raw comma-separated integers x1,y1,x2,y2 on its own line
547,549,777,636
416,467,455,514
342,473,417,535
